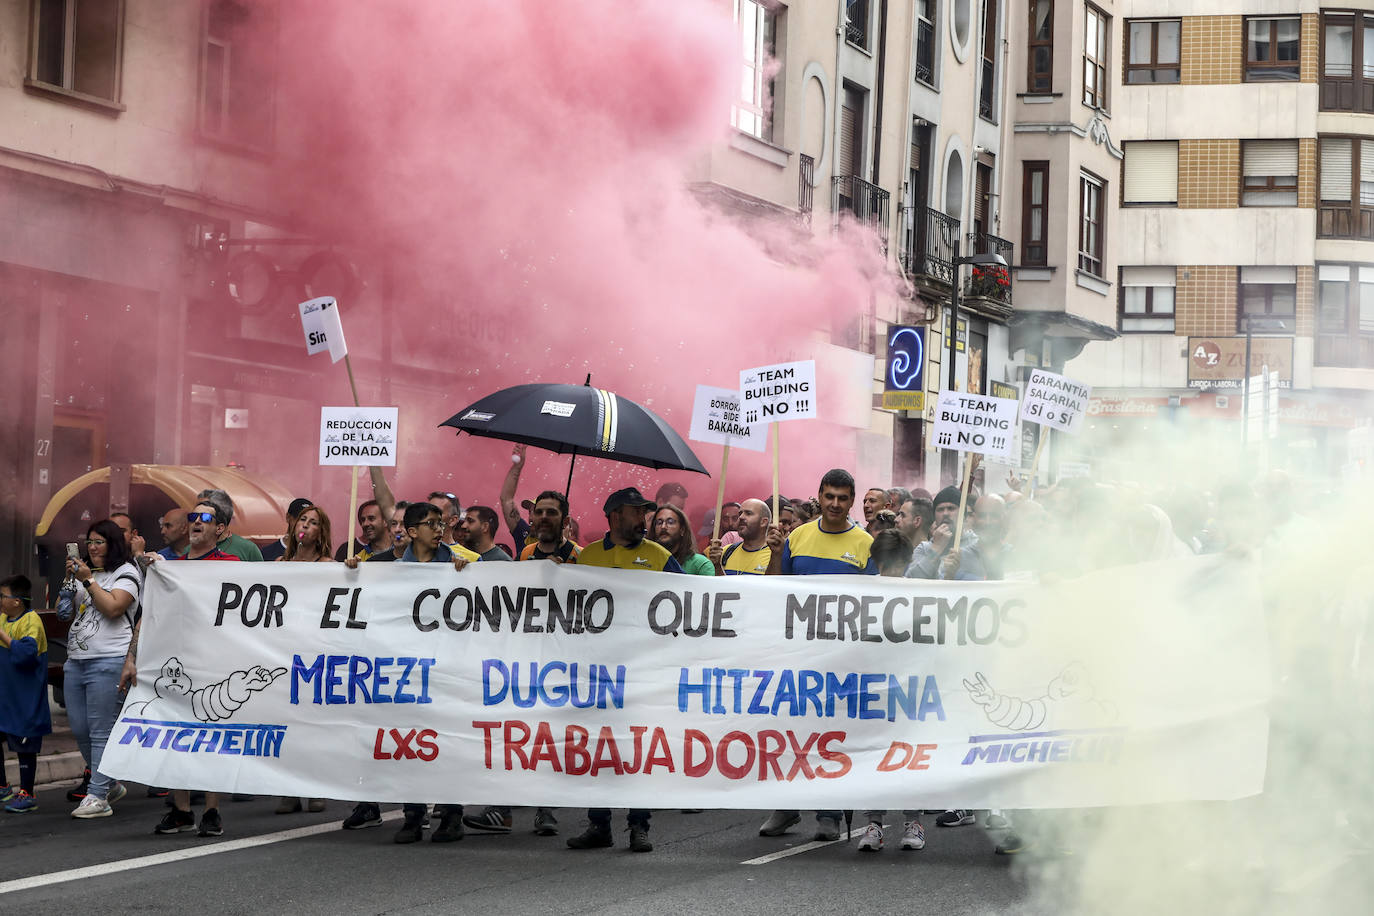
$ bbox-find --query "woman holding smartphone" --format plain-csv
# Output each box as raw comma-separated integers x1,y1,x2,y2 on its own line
65,519,140,819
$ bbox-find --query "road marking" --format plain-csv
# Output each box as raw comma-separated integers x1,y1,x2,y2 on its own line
0,810,403,895
740,823,878,865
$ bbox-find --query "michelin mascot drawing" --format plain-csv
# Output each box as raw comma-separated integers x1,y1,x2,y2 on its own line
124,657,287,722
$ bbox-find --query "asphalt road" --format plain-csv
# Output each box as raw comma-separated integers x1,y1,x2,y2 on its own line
3,784,1370,915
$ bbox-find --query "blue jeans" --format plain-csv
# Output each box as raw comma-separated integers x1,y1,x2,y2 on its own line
588,808,650,829
64,656,125,800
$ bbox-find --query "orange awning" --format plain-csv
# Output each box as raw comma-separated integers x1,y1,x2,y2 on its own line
35,465,294,541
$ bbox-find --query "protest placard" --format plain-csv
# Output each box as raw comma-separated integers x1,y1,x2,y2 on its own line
932,391,1018,458
298,296,348,364
319,407,399,466
102,558,1269,809
739,360,816,423
1021,369,1092,434
689,385,768,452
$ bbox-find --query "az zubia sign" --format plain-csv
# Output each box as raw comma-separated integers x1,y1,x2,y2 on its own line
101,560,1269,809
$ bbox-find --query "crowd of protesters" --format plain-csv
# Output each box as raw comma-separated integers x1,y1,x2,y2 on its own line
0,447,1353,858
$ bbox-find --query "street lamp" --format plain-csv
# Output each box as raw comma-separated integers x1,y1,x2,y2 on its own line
1240,314,1289,450
947,239,1010,391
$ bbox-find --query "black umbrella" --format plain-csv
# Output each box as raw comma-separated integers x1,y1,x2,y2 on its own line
440,380,708,493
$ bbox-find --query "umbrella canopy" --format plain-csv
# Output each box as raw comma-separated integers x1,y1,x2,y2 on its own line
440,383,709,475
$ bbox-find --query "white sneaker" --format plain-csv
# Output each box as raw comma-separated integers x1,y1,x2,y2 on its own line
857,822,884,852
758,809,801,836
72,796,113,819
900,820,927,850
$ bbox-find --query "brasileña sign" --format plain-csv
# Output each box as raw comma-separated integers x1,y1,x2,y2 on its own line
101,558,1269,809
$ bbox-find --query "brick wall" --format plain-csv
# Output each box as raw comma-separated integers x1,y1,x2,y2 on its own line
1176,266,1237,336
1179,140,1238,208
1296,265,1315,336
1182,16,1242,85
1298,138,1317,209
1300,14,1318,83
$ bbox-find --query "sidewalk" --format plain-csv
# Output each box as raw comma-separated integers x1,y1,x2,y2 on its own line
36,691,85,788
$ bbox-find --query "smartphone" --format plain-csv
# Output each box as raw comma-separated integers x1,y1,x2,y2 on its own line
66,542,80,562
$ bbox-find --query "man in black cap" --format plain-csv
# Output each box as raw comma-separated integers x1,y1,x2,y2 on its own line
905,485,976,578
566,487,681,854
260,498,314,562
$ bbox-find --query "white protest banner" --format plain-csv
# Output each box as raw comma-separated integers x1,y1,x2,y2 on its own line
1021,369,1092,434
298,296,348,364
101,557,1268,809
932,390,1018,457
739,359,816,424
688,385,768,453
319,406,399,466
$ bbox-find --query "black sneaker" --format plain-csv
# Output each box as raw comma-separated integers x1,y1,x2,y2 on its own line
198,808,223,837
342,803,383,829
936,809,976,827
995,832,1030,855
146,786,169,798
461,806,512,833
155,808,196,834
394,814,424,844
66,768,91,803
432,809,465,843
566,824,614,849
628,825,653,853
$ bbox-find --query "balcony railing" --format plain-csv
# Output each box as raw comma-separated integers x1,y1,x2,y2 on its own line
979,57,995,119
832,175,891,252
963,232,1014,304
900,205,959,285
915,19,934,84
1318,203,1374,240
845,0,869,48
798,154,814,225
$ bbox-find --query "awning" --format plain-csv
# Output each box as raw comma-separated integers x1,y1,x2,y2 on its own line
35,465,294,541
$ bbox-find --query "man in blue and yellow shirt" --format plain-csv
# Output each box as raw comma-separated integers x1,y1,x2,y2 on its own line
760,469,876,841
708,498,773,575
568,487,679,855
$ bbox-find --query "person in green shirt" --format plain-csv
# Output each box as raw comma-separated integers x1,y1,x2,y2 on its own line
651,504,713,576
196,489,263,561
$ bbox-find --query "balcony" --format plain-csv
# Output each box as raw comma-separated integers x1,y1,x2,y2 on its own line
845,0,869,49
915,19,934,84
1318,203,1374,240
832,175,890,252
963,232,1014,306
798,154,814,226
900,205,959,286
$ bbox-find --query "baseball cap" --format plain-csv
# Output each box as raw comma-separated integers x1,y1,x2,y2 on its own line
287,497,314,518
697,508,716,538
520,498,535,511
603,487,655,515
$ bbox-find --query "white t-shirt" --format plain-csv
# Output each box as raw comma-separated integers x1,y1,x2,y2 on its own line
67,561,142,660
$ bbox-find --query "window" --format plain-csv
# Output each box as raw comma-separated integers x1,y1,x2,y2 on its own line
1319,135,1374,239
733,0,780,142
838,86,865,178
1122,141,1178,205
1022,161,1049,266
26,0,125,106
1316,264,1374,367
1245,17,1301,82
845,0,869,50
1237,267,1297,330
1241,140,1298,206
1321,12,1374,112
1120,267,1176,332
1083,5,1109,110
915,0,936,84
1078,170,1105,276
1125,19,1180,84
978,0,999,120
1027,0,1053,92
200,0,278,147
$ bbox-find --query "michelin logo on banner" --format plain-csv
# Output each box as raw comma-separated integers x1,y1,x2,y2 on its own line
116,658,289,758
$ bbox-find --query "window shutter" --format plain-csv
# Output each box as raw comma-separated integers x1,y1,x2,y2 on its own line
1319,265,1350,282
839,104,857,177
1321,138,1353,200
1123,141,1178,203
1121,266,1177,287
1243,140,1298,177
1240,266,1296,284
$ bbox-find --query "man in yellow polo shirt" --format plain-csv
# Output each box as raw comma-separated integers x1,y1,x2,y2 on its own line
567,487,681,854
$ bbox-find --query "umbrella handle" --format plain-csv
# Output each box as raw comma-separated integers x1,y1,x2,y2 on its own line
565,447,577,500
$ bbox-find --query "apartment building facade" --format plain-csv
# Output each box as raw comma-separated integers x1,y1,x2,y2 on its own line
1048,1,1374,482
